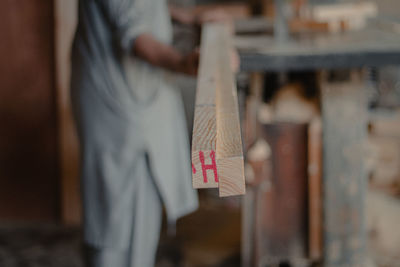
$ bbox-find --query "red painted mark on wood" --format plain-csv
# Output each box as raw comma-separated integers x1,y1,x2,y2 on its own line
199,150,218,183
192,163,196,174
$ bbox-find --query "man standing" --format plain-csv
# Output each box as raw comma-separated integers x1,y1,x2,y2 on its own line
71,0,209,266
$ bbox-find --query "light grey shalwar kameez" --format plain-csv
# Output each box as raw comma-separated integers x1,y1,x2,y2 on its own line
70,0,198,266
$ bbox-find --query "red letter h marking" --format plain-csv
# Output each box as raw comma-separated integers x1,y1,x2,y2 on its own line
199,151,219,183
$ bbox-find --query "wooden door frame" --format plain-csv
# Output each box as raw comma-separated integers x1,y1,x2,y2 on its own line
54,0,81,224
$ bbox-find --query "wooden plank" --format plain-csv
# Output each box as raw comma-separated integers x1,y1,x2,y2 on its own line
215,25,245,197
192,3,250,20
192,23,245,196
310,2,378,32
321,73,367,266
192,24,219,189
311,2,377,21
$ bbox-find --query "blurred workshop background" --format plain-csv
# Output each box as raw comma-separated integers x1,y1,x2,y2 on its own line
1,0,400,266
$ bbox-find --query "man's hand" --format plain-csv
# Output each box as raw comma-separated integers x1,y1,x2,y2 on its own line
133,34,199,76
169,5,232,26
176,49,199,76
194,9,232,25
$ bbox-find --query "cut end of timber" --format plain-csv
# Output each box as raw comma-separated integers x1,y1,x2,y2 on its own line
218,157,246,197
192,150,219,189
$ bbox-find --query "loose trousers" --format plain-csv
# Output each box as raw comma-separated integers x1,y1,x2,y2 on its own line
85,155,163,267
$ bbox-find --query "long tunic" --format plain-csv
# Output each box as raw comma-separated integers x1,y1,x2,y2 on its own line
71,0,198,249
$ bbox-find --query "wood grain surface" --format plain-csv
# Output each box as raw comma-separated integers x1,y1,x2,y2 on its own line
215,25,245,197
192,24,219,189
192,23,245,196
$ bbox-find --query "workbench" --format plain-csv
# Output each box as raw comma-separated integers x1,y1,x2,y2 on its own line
236,21,400,267
236,28,400,71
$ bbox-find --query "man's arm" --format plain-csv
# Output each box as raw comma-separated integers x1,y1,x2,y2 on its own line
133,33,198,76
132,6,233,75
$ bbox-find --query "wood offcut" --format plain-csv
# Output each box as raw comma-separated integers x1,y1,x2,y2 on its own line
192,23,245,197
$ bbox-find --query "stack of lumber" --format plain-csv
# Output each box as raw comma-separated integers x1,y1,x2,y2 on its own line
307,1,378,32
191,23,245,197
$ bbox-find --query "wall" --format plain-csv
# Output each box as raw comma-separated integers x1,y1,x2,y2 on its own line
0,0,58,221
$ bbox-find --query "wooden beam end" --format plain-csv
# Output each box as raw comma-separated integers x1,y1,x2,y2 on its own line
218,157,246,197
